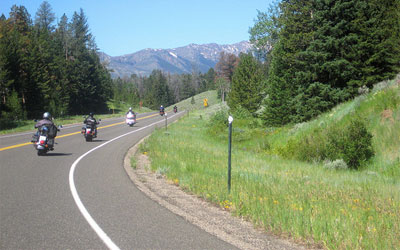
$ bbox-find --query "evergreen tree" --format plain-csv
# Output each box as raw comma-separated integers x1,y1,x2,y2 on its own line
262,0,314,125
143,70,173,109
228,53,266,114
56,14,71,60
262,42,296,126
7,5,32,118
180,74,195,100
67,8,111,114
204,68,216,90
34,1,55,32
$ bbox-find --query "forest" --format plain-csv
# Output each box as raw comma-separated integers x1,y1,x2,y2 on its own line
245,0,400,125
0,3,111,128
0,2,218,129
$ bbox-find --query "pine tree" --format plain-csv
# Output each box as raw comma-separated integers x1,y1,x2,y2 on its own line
34,1,55,32
262,0,315,125
7,5,32,118
228,53,266,114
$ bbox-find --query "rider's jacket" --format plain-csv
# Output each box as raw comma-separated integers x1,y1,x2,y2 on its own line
35,119,57,138
84,116,97,128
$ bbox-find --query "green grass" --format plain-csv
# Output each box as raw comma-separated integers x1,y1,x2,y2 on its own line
142,78,400,249
166,90,220,112
130,157,137,169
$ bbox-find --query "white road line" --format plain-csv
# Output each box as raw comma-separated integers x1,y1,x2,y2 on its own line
69,113,177,249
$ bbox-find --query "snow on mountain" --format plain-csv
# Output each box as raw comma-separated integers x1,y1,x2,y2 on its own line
99,41,252,78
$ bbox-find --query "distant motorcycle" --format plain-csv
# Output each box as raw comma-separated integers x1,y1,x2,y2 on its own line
126,113,136,127
81,119,100,142
160,110,165,116
173,106,178,113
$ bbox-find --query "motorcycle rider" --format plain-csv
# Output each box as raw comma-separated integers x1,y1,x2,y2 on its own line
160,105,165,115
84,112,98,138
173,105,178,113
33,112,58,149
126,107,136,116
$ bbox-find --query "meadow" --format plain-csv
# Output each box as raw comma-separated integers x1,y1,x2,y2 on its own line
139,78,399,249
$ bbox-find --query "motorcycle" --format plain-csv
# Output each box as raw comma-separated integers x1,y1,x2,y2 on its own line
126,113,136,127
81,119,100,142
173,106,178,113
32,125,61,156
160,110,165,116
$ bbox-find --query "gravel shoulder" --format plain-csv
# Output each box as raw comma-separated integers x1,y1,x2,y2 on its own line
124,137,311,250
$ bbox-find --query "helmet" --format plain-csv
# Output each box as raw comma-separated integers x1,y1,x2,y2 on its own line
161,105,163,108
89,112,94,117
129,107,132,111
43,112,51,120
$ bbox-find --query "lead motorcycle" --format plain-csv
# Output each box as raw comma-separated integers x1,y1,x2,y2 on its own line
31,124,61,156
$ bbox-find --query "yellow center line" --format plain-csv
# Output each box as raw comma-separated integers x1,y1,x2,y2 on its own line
0,113,158,152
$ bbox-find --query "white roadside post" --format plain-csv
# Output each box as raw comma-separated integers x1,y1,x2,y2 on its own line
228,115,233,193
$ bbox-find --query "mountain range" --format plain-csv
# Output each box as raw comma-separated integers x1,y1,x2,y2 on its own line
98,41,252,78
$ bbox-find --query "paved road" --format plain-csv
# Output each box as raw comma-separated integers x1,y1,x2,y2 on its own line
0,112,236,249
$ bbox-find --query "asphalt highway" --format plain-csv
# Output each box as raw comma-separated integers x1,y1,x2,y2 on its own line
0,112,236,249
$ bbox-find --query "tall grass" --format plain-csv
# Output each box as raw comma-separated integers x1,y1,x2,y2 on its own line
143,78,400,249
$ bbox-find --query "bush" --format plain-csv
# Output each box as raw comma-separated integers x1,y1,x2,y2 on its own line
279,129,327,162
326,119,374,169
279,118,374,169
323,159,348,170
232,105,253,119
207,109,229,136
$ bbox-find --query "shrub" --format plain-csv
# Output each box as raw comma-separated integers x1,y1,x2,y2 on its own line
281,130,327,162
326,119,374,169
207,109,229,136
279,118,374,169
232,105,253,119
323,159,348,170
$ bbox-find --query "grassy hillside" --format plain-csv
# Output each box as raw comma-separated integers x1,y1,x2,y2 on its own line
166,90,221,112
139,76,399,249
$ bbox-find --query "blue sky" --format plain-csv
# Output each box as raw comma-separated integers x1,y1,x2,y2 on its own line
1,0,273,56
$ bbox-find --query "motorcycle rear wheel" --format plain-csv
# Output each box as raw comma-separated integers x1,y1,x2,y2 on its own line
37,149,46,156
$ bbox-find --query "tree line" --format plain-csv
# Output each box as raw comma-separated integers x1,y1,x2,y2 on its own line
0,2,112,129
228,0,400,126
111,68,216,110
